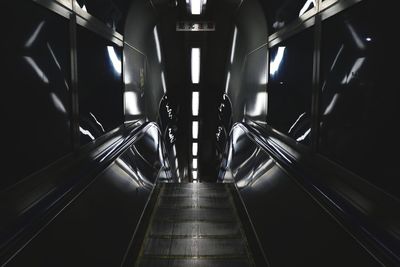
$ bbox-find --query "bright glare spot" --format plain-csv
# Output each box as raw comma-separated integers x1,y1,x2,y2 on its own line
203,0,207,4
296,128,311,142
192,92,199,116
299,0,315,16
230,27,238,63
270,47,286,75
192,170,198,180
153,26,162,63
80,126,95,140
192,142,198,156
193,158,198,169
82,4,87,12
366,37,372,42
107,46,122,74
192,121,199,139
225,72,231,94
190,0,202,15
161,71,167,93
124,92,141,115
191,48,201,84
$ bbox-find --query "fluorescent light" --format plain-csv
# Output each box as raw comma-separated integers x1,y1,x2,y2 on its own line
270,47,286,75
192,121,199,139
192,142,198,156
192,92,199,116
161,71,167,93
191,48,201,84
225,72,231,94
193,158,198,169
192,170,198,180
107,46,122,74
230,27,238,63
153,26,162,63
190,0,202,15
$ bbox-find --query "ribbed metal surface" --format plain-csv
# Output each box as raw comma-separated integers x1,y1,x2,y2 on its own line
135,183,255,266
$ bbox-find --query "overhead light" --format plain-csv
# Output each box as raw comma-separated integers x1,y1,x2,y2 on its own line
192,121,199,139
153,26,162,63
190,0,202,15
192,170,198,180
192,142,198,156
193,158,198,169
230,27,238,63
191,48,201,84
192,92,199,116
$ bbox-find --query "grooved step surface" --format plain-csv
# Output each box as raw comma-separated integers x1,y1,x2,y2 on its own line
134,183,255,267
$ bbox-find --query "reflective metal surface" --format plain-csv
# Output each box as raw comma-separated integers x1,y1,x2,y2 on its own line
219,124,382,267
1,1,73,190
319,0,400,198
77,25,124,145
5,123,170,266
267,28,314,145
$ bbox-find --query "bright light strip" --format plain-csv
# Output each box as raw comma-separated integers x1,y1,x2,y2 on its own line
193,158,198,169
190,0,202,15
79,126,95,140
24,56,49,84
90,112,105,132
192,121,199,139
270,47,286,75
225,72,231,94
25,21,45,48
192,170,198,180
107,46,122,74
191,48,201,84
192,91,199,116
192,142,198,156
230,27,238,63
299,0,315,16
124,92,141,115
161,71,167,93
153,26,162,63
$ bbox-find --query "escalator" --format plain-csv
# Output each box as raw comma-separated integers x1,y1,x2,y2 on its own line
126,183,266,267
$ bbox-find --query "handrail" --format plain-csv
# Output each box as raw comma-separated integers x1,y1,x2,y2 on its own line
0,120,162,264
228,122,400,266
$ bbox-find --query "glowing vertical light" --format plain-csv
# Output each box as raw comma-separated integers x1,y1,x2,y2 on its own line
192,91,199,116
192,121,199,139
191,48,201,84
230,27,238,63
153,26,162,63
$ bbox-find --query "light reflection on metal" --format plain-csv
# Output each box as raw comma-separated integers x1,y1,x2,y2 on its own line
269,47,286,75
299,0,316,16
50,93,67,114
346,23,366,50
341,57,366,84
330,44,344,71
47,43,61,70
225,72,231,94
124,92,141,115
296,128,311,142
153,26,162,63
25,21,45,48
107,46,122,74
161,71,167,93
246,92,267,117
79,126,95,140
230,27,238,63
324,93,340,115
24,56,49,84
90,112,105,132
288,112,307,134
